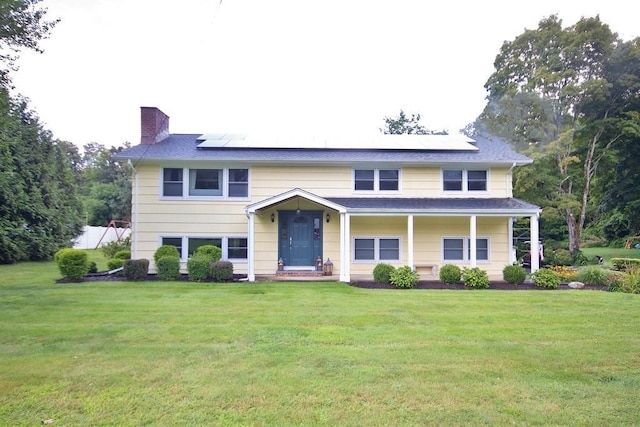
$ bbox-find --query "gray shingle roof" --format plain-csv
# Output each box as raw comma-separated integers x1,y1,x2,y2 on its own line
324,197,540,213
115,133,532,165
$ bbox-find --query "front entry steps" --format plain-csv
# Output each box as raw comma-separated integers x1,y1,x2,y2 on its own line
276,269,325,279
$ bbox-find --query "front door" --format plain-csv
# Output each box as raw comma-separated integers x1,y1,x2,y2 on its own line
279,210,322,267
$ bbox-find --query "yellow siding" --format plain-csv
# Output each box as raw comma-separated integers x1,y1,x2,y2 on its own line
132,163,515,276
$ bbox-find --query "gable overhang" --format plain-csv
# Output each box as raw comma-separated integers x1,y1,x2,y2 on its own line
246,188,348,214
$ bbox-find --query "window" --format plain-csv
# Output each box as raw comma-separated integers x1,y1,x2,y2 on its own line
442,169,487,192
163,168,183,196
160,236,248,261
354,169,399,192
162,167,249,198
442,237,489,262
354,237,400,261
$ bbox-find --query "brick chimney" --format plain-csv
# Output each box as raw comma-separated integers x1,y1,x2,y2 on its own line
140,107,170,144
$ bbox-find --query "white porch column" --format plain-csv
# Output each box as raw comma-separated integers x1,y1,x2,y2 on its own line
248,212,256,281
508,217,515,265
340,212,350,282
408,214,414,269
530,214,540,272
469,215,477,268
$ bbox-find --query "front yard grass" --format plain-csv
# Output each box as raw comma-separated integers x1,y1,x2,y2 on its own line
1,260,639,425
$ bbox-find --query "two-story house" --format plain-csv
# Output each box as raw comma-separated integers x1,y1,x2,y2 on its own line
116,107,542,282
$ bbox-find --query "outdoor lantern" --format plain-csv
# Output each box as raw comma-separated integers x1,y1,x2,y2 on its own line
278,258,284,271
271,212,275,223
323,257,333,276
316,256,323,271
325,213,330,223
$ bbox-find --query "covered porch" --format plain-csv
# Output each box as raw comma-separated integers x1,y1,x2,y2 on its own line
246,189,542,282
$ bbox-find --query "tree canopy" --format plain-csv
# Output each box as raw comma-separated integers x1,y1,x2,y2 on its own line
478,15,640,251
381,110,448,135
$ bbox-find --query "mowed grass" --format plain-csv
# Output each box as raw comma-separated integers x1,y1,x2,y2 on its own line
1,258,639,425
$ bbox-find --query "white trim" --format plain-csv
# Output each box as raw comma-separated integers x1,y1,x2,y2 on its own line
246,188,347,214
340,213,350,282
407,215,414,271
470,215,477,268
248,213,255,281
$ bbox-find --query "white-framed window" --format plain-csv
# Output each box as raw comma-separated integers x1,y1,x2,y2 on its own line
160,236,248,261
442,169,487,192
161,167,249,198
353,237,401,261
354,169,400,192
442,237,490,262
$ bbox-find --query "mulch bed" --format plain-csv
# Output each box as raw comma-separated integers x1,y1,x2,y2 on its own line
350,281,607,291
59,273,607,291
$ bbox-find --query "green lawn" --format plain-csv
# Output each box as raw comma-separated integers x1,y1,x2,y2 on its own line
1,258,639,425
581,247,640,266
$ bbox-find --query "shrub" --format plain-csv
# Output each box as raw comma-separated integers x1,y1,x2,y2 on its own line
545,248,573,267
373,263,395,284
196,245,222,262
390,266,419,289
88,261,98,274
576,266,609,286
156,256,181,281
439,264,461,284
605,271,625,292
549,266,579,282
101,237,131,259
54,248,89,280
107,258,125,271
211,261,234,282
503,265,526,285
531,268,561,289
154,245,180,265
187,255,211,282
114,250,131,260
462,267,490,289
611,258,640,272
123,259,149,281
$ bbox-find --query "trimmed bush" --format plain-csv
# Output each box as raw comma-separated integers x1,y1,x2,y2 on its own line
156,256,181,281
390,266,419,289
576,266,609,286
54,248,89,280
123,259,149,281
114,250,131,260
439,264,461,284
462,267,490,289
187,255,210,282
373,263,395,284
107,258,125,271
211,261,234,282
154,245,180,265
503,265,526,285
531,268,561,289
196,245,222,262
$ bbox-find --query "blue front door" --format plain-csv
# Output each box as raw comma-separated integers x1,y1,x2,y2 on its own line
279,210,322,267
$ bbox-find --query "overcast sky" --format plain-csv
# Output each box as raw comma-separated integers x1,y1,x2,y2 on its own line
11,0,640,147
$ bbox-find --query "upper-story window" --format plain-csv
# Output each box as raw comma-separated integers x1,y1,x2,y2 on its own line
442,169,487,192
162,167,249,198
354,169,399,191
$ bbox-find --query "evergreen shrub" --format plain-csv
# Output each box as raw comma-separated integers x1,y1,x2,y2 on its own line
373,263,395,284
211,261,234,282
439,264,461,284
123,259,149,281
503,265,526,285
157,256,181,281
54,248,89,280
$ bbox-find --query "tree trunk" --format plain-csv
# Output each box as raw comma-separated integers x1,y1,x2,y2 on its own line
565,208,581,253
